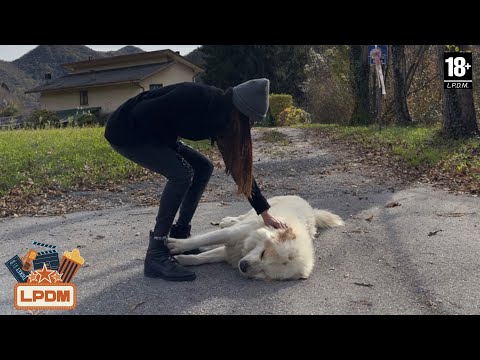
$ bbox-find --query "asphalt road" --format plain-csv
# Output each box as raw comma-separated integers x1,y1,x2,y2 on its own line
1,128,479,315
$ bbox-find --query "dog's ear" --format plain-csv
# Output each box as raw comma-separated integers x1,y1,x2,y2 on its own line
264,238,278,258
278,227,296,243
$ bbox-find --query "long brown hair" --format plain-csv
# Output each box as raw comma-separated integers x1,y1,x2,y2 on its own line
216,108,254,198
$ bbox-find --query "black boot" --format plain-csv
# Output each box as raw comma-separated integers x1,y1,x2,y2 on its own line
144,231,196,281
170,224,201,255
170,223,191,238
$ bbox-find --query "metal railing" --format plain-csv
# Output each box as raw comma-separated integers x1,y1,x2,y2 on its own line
0,116,24,129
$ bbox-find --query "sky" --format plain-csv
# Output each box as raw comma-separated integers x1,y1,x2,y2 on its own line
0,45,200,62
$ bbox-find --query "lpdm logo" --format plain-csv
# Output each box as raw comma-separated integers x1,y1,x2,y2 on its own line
5,241,85,311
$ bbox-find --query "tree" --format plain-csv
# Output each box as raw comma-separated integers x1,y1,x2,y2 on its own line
438,45,479,138
302,46,353,123
201,45,309,103
392,45,412,124
350,45,370,125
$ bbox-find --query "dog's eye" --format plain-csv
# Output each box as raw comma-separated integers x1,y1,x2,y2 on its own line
260,250,265,259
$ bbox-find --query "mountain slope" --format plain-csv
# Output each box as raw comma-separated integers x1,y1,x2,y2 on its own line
0,45,144,114
0,60,39,112
13,45,144,81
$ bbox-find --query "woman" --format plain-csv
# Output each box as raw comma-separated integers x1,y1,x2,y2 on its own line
104,78,287,282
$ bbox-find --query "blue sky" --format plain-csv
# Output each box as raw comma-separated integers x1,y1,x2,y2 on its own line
0,45,200,62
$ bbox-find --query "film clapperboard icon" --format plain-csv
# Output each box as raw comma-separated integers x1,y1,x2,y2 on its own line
31,241,60,271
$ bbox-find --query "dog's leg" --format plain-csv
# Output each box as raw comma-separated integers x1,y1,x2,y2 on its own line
219,216,241,228
219,209,257,228
175,246,226,266
168,220,259,254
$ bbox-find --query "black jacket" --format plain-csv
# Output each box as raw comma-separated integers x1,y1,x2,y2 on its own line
104,82,270,215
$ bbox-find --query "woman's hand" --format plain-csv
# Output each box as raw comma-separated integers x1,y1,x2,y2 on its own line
261,210,288,229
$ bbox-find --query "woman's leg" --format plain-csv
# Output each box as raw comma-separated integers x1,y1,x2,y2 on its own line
175,141,214,227
112,143,194,237
110,142,196,281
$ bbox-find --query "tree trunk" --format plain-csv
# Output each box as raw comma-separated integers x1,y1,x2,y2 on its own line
439,45,479,138
392,45,412,125
350,45,370,125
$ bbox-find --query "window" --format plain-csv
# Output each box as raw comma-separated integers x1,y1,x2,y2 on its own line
80,91,88,106
150,84,163,90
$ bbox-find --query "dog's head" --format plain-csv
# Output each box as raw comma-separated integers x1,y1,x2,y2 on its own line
238,226,312,281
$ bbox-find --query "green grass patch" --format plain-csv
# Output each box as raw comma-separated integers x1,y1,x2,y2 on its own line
299,123,480,179
0,127,215,196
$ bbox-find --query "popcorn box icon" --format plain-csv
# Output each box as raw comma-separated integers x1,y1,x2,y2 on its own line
58,249,85,283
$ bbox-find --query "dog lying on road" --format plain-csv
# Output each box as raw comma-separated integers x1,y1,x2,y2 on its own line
168,195,344,281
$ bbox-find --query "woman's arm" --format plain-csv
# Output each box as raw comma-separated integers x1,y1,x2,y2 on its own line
248,178,287,229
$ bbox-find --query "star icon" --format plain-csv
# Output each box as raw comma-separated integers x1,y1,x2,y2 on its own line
28,272,39,283
51,272,63,283
36,263,56,284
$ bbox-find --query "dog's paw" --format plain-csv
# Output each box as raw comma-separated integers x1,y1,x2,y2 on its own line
174,254,190,265
167,238,188,255
219,216,240,228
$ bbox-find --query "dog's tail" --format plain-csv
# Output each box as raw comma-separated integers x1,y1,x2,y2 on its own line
314,209,344,229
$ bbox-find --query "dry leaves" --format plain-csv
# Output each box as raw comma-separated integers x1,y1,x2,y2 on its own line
428,230,443,236
386,201,401,208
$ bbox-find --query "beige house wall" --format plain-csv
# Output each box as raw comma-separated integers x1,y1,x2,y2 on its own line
40,63,197,114
40,84,141,114
139,62,195,90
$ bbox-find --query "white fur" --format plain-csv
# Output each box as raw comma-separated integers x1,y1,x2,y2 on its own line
168,195,344,281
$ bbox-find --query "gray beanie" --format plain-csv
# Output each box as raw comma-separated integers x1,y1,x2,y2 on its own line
232,78,270,121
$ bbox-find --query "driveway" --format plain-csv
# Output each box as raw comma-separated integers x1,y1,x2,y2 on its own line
1,128,479,314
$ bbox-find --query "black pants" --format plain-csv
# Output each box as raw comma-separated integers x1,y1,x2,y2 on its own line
111,141,214,237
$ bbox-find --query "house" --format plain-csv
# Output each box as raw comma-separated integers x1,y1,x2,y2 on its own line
25,49,204,117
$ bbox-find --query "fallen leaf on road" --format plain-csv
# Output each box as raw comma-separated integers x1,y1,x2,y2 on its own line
386,201,401,208
352,299,373,306
426,299,439,310
353,282,373,287
349,228,369,234
365,214,374,222
130,301,146,312
428,230,443,236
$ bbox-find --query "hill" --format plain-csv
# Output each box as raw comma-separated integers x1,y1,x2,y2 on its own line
13,45,144,81
0,45,144,114
0,60,40,112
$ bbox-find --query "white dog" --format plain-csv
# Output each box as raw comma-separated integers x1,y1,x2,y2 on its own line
167,195,344,281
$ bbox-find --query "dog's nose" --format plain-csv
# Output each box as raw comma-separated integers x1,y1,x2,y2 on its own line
239,260,249,273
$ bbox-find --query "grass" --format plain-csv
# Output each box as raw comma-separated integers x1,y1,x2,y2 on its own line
0,127,215,197
258,129,290,146
2,124,478,197
298,123,480,181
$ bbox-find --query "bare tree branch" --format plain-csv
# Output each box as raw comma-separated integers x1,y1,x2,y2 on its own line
407,72,441,97
406,45,428,93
